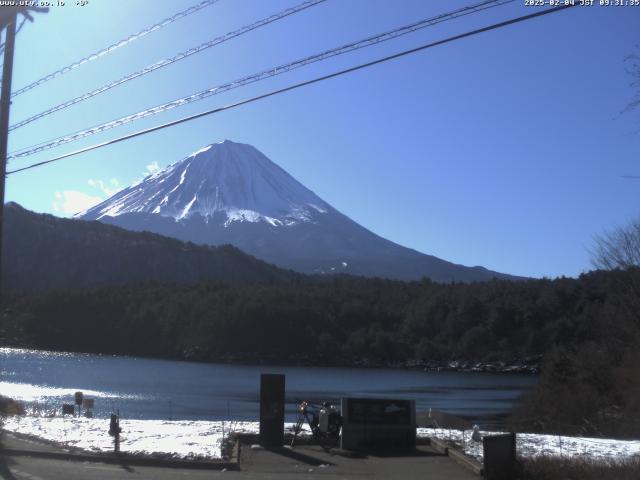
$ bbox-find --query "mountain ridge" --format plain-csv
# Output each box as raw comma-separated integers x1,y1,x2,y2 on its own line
79,140,522,282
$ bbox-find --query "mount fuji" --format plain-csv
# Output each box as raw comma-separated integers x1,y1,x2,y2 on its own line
79,140,516,282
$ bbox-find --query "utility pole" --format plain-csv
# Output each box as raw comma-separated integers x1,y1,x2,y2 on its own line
0,10,18,304
0,6,47,305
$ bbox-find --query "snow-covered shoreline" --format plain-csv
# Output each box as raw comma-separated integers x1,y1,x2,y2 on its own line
417,428,640,463
2,414,639,461
1,415,262,459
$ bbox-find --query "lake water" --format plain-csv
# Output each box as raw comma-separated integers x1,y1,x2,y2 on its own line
1,348,537,428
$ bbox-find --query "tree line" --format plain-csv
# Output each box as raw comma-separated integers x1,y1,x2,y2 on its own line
2,267,639,437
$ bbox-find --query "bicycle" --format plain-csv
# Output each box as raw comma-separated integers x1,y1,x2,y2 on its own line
291,400,342,450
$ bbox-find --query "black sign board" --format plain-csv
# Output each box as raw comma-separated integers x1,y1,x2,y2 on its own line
346,398,413,426
259,374,285,446
62,403,75,415
483,433,516,480
341,398,416,450
74,391,83,406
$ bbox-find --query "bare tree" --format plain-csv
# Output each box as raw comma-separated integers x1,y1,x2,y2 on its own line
625,45,640,114
591,218,640,270
591,219,640,330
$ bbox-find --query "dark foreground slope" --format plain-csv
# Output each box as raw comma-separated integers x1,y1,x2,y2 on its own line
1,202,299,291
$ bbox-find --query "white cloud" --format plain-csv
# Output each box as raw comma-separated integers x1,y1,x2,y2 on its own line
88,178,120,196
52,177,122,217
146,161,160,174
129,163,161,187
52,190,103,216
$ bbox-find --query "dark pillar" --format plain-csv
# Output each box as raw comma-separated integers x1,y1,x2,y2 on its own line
483,432,516,480
0,12,17,304
259,373,285,447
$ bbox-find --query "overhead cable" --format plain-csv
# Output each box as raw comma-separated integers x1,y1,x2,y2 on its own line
9,0,326,131
6,3,577,176
11,0,221,98
8,0,514,159
0,16,28,56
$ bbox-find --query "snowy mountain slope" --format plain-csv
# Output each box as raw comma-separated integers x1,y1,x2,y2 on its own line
79,140,518,282
80,141,329,227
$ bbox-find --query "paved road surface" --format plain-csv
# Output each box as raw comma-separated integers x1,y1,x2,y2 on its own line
1,432,478,479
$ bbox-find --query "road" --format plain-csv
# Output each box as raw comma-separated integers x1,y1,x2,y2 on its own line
2,455,232,480
1,432,478,479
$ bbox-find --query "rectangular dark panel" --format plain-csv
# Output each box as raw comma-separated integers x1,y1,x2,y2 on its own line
483,433,516,480
346,398,413,425
341,398,416,450
259,373,285,446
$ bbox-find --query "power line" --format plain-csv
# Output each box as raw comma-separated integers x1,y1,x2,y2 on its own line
11,0,222,98
8,0,514,160
6,3,576,176
0,16,26,55
9,0,326,132
0,13,32,61
15,16,26,34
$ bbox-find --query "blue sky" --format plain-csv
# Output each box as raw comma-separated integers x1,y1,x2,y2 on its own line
4,0,639,279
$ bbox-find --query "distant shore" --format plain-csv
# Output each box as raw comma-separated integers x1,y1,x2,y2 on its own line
0,342,539,374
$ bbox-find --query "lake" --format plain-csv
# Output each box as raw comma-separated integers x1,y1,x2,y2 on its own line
1,347,537,428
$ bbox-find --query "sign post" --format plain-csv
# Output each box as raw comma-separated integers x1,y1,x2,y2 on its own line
74,391,83,417
109,412,122,454
82,397,94,417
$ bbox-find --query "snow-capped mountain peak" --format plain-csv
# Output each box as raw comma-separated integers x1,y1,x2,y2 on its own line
78,140,518,282
80,140,329,227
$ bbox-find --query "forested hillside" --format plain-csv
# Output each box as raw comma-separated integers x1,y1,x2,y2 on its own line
3,270,631,364
1,203,300,290
2,268,639,437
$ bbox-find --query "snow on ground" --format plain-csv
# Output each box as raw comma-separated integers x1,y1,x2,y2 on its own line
419,428,640,462
2,415,639,461
1,415,308,459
